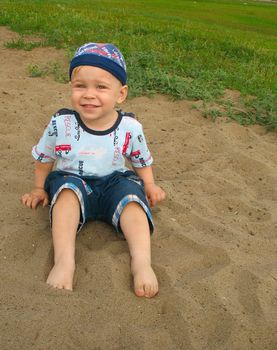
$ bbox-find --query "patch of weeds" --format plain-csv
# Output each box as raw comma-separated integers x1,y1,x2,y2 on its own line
244,93,277,131
48,61,68,83
27,61,68,83
225,107,254,126
204,95,277,132
27,64,48,78
5,37,43,51
219,93,277,131
203,108,223,122
193,102,223,122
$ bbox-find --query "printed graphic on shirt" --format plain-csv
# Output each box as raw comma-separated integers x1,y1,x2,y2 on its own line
122,132,131,155
77,147,107,160
137,134,144,143
112,128,121,166
48,119,58,137
55,144,72,156
74,121,81,141
131,149,151,167
113,128,119,146
137,155,147,167
78,160,84,176
33,145,55,162
37,153,45,161
64,115,72,137
131,150,140,157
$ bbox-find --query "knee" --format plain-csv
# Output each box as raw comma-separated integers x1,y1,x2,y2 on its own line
121,202,147,223
56,188,79,205
123,201,143,213
119,202,150,235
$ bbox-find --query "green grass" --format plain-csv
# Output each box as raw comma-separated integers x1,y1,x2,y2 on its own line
27,61,68,83
5,37,44,50
0,0,276,130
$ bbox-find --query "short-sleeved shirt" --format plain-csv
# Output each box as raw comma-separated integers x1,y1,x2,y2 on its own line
32,109,153,177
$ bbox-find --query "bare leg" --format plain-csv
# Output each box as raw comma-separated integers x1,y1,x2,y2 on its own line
46,189,80,291
120,202,158,298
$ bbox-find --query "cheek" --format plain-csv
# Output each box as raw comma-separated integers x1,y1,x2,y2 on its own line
70,92,79,105
70,94,75,106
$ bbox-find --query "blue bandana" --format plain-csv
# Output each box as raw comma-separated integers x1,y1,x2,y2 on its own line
69,43,127,84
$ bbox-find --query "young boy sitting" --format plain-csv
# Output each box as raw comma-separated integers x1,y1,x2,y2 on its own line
21,43,165,298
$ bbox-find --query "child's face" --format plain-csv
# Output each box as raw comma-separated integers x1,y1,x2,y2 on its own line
70,66,128,129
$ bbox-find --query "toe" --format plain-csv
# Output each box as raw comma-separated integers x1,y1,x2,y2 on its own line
146,283,159,298
144,284,152,298
64,283,73,291
134,285,145,297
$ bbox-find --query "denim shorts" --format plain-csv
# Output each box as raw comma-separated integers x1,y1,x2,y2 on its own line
44,170,154,237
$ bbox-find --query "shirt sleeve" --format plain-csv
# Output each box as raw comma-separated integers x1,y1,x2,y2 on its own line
32,116,57,163
129,122,153,168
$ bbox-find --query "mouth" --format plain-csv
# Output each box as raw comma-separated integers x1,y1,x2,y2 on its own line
81,104,100,109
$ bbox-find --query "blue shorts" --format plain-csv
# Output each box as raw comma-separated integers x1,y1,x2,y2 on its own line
44,170,154,237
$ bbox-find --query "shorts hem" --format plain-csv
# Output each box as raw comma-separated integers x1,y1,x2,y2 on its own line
112,194,154,238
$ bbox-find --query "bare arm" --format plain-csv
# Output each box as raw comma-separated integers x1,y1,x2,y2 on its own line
21,161,54,209
33,160,54,188
133,166,166,207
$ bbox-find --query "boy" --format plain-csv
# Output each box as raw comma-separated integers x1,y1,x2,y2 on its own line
21,43,165,298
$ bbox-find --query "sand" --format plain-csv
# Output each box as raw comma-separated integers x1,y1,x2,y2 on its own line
0,26,276,350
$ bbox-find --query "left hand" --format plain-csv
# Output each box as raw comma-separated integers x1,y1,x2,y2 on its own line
144,183,166,207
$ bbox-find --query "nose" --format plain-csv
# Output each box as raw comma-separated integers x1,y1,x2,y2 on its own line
84,87,96,99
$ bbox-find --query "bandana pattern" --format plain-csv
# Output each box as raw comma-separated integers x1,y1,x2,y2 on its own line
73,43,126,72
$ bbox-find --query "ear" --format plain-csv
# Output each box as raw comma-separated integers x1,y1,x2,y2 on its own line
117,85,128,104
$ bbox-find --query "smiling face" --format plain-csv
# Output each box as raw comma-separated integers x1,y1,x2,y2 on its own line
70,66,128,130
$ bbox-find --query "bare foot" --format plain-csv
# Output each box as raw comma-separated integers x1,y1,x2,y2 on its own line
46,258,75,291
131,259,159,298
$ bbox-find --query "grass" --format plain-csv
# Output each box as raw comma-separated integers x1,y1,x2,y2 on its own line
0,0,276,130
27,62,68,83
5,37,44,50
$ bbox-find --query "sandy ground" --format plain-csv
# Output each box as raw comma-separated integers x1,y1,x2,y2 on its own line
0,26,276,350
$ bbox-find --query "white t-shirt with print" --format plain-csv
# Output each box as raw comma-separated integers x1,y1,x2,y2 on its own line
32,109,153,177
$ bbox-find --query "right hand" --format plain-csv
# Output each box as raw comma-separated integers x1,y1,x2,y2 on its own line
21,188,49,209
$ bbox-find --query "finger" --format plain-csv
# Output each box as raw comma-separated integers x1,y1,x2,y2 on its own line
31,197,40,209
148,196,155,207
42,197,49,207
21,195,27,205
156,192,165,204
26,196,34,208
28,197,35,209
149,196,156,207
21,194,30,205
153,195,163,206
159,192,166,201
